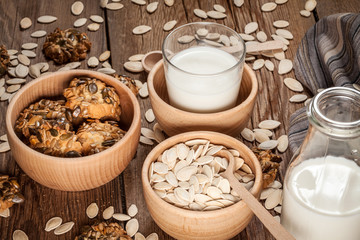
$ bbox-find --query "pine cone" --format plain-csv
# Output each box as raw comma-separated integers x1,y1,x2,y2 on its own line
43,28,91,64
0,45,10,76
74,222,132,240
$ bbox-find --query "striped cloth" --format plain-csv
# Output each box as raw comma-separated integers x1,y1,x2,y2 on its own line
289,13,360,153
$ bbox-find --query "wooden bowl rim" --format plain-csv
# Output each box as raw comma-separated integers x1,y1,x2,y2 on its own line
147,60,258,116
5,70,141,162
141,131,263,217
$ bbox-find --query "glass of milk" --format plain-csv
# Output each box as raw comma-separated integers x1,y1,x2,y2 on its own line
162,22,245,113
281,87,360,240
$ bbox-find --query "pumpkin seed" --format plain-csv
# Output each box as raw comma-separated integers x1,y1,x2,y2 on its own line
0,87,4,97
140,136,154,145
261,2,277,12
133,25,152,35
57,66,71,72
164,0,174,7
255,131,270,143
7,84,21,93
146,233,159,240
54,221,74,235
99,50,110,62
45,217,62,232
102,61,112,68
141,128,156,140
213,4,226,13
88,23,100,31
106,2,124,10
10,60,19,67
163,20,177,31
241,128,255,142
196,28,208,38
353,83,360,91
86,202,99,218
277,135,288,152
0,208,10,218
128,204,138,217
22,43,38,50
259,120,281,130
273,49,286,60
12,230,28,240
0,141,10,152
276,29,293,40
113,213,131,221
65,62,81,69
87,56,99,67
103,206,114,220
194,9,207,19
207,11,227,19
260,187,276,200
305,0,317,11
265,189,282,209
31,30,47,38
244,22,258,34
271,34,289,45
1,92,12,101
100,0,108,8
145,109,155,122
71,1,84,15
37,62,49,72
252,59,265,70
284,77,303,92
135,232,146,240
178,35,195,44
20,17,32,29
132,0,146,5
126,219,139,237
205,33,220,41
234,0,244,7
264,60,274,71
74,18,87,27
124,61,144,72
146,2,159,13
253,128,273,137
239,33,255,41
278,59,293,74
15,64,29,78
21,50,36,58
17,54,30,66
129,54,145,61
289,94,307,103
275,0,288,4
258,140,278,150
139,82,149,98
256,31,267,42
273,20,289,28
97,68,116,74
37,15,57,23
300,9,311,17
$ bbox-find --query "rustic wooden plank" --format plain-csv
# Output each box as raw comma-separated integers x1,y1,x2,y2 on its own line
0,1,125,239
315,0,360,19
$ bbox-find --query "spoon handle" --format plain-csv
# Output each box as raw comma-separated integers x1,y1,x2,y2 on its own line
225,172,295,240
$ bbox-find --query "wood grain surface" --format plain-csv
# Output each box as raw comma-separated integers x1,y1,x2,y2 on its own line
0,0,358,239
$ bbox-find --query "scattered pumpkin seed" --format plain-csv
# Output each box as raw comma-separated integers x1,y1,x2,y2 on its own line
264,60,274,71
273,20,289,28
86,202,99,219
207,11,227,19
0,142,10,152
74,18,87,27
258,140,278,150
12,230,28,240
103,206,114,220
234,0,244,7
177,35,195,44
146,2,159,13
289,94,307,103
112,213,131,221
240,128,255,142
87,56,99,67
271,34,289,45
71,1,84,15
128,204,138,217
244,22,258,34
256,31,267,42
194,9,207,19
277,135,289,152
99,50,110,62
15,64,29,78
252,59,265,70
89,15,104,24
106,2,124,10
37,15,57,24
261,2,277,12
275,0,288,4
20,17,32,29
133,25,151,35
88,23,100,31
305,0,317,11
17,54,30,66
7,84,21,93
284,78,303,92
126,218,139,237
100,0,108,8
0,208,10,218
102,61,112,68
21,50,36,58
145,109,155,123
276,29,293,40
255,131,270,143
129,54,145,61
97,68,116,74
278,59,293,74
21,43,38,50
132,0,146,5
163,20,177,31
135,232,146,240
139,82,149,98
140,136,154,145
259,120,281,130
239,33,255,41
45,217,62,232
164,0,174,7
300,9,311,17
54,221,74,235
124,61,144,73
31,30,47,38
265,189,282,209
353,83,360,91
213,4,226,13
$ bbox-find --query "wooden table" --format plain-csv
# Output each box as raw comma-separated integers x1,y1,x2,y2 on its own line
0,1,358,239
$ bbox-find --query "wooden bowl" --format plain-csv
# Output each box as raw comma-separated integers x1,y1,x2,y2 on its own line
5,70,141,191
141,131,263,240
147,61,258,137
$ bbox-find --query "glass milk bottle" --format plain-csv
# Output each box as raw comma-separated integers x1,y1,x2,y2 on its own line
281,87,360,240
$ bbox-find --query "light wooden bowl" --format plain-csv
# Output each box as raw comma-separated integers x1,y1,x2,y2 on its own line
147,61,258,137
6,70,141,191
142,131,263,240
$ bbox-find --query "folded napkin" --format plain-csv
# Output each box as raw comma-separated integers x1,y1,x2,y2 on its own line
289,13,360,153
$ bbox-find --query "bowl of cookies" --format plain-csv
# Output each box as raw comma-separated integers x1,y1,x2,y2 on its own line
141,131,263,240
5,70,141,191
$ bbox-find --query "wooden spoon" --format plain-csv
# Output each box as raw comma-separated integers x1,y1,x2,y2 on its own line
141,50,163,73
216,150,295,240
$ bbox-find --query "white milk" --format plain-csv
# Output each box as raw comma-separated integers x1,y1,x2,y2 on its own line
281,156,360,240
165,46,242,113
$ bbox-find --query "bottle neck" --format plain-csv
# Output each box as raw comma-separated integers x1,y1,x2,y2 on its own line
307,87,360,139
